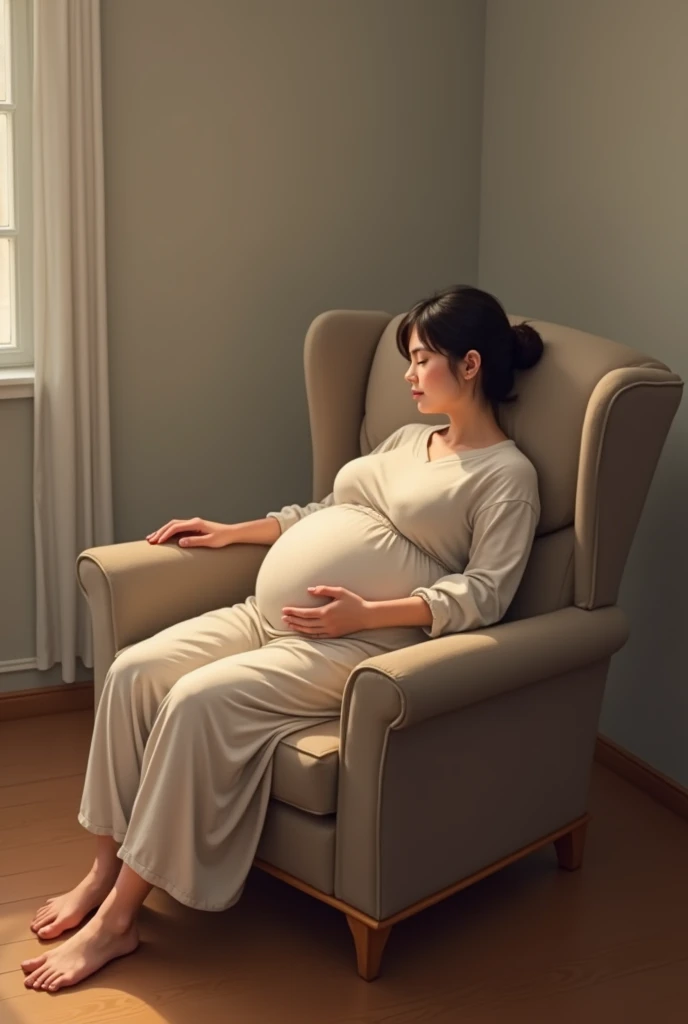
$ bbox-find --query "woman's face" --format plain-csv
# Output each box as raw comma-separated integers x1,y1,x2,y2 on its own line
403,327,480,413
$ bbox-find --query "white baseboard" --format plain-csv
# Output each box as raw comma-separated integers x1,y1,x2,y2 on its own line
0,658,94,694
0,657,38,675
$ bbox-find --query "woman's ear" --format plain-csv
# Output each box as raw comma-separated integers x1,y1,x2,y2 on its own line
462,349,481,381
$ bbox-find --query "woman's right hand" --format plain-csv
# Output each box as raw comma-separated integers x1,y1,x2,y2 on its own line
146,517,236,549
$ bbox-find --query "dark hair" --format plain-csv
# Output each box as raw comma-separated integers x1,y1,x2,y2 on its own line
396,284,544,405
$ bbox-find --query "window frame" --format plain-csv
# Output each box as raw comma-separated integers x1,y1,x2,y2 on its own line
0,0,32,370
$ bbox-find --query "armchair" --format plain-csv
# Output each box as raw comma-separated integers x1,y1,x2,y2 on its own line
77,308,683,980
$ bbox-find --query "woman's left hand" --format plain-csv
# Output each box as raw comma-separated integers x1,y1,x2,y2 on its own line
282,586,370,638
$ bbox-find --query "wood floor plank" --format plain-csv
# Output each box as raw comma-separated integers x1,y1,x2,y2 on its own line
0,711,92,787
467,956,688,1024
0,773,85,813
0,978,150,1023
0,832,93,878
0,809,85,853
0,760,90,790
0,841,95,905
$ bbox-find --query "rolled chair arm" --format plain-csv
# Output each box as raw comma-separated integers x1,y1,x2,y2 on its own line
340,605,629,732
77,540,268,700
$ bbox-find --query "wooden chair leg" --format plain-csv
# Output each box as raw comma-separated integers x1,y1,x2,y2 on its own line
346,915,393,981
554,818,588,871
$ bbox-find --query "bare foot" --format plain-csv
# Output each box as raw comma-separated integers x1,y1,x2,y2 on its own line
21,913,139,991
30,869,120,939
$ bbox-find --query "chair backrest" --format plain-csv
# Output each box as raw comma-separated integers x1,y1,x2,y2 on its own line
303,309,683,620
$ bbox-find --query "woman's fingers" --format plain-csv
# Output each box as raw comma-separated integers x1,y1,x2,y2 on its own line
178,533,212,547
146,520,179,542
147,519,199,544
146,517,228,546
152,523,184,544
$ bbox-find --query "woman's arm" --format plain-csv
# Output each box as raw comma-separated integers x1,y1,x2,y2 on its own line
264,492,336,535
364,596,433,629
365,500,538,637
407,499,538,639
229,517,282,546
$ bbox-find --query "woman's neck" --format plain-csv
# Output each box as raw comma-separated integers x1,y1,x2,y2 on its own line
442,402,507,449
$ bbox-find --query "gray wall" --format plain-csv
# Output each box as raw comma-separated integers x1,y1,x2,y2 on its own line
479,0,688,785
0,0,486,687
102,0,486,542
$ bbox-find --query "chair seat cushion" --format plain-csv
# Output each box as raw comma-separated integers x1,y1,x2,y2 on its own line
271,719,340,815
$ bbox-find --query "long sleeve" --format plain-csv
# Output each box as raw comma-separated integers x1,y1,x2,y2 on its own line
410,498,539,639
265,491,336,535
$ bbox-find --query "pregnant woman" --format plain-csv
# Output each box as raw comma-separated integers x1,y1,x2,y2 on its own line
22,284,544,991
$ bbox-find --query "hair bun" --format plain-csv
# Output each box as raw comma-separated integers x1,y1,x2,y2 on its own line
511,321,544,371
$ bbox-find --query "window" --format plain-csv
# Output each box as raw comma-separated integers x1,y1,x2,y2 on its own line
0,0,31,369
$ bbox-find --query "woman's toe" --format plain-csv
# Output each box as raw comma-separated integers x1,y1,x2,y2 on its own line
33,966,53,988
22,954,47,974
37,921,60,939
25,965,47,986
33,915,52,932
31,900,54,920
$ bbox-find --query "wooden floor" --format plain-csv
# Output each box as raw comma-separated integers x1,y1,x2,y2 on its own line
1,710,687,1023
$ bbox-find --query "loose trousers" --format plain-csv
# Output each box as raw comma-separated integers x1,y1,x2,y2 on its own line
78,595,422,911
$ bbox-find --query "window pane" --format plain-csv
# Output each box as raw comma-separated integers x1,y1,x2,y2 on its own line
0,236,14,347
0,113,9,227
0,0,7,103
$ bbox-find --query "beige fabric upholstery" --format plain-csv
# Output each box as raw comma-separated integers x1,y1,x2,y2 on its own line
574,367,684,608
271,720,339,816
337,657,614,919
339,605,628,730
256,801,336,895
78,307,683,924
505,525,574,621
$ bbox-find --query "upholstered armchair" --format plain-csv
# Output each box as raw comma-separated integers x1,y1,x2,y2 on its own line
77,309,683,980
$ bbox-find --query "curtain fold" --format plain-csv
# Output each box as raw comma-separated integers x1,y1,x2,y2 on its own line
33,0,113,682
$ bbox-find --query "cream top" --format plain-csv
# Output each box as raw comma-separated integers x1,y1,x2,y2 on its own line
265,422,540,638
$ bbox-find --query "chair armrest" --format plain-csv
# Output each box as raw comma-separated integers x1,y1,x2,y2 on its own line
340,605,629,732
77,540,268,698
335,605,629,920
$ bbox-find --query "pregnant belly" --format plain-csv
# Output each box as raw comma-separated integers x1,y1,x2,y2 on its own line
254,504,441,632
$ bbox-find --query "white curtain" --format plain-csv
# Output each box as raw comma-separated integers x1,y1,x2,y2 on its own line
33,0,113,682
